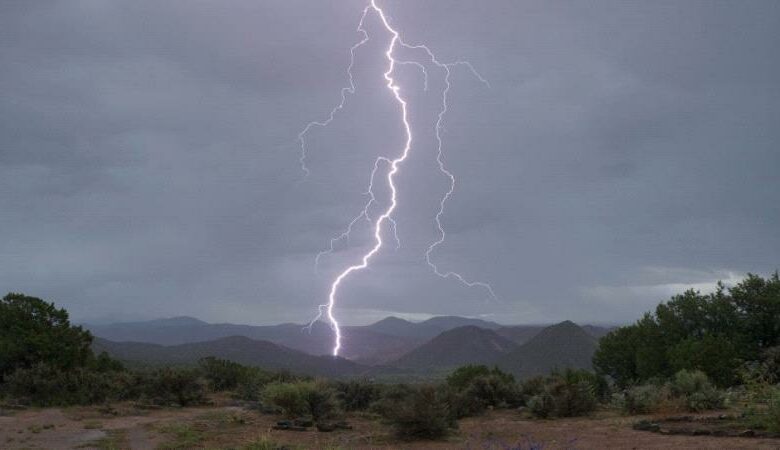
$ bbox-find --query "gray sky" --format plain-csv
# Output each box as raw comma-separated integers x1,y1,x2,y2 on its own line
1,0,778,326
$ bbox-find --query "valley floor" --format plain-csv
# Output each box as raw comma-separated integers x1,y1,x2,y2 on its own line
1,401,778,449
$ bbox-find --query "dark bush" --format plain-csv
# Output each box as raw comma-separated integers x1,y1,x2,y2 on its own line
761,346,780,384
382,385,453,441
668,369,724,412
199,357,250,391
616,371,724,414
547,378,597,417
527,391,555,419
1,363,132,406
302,381,340,422
441,365,519,418
369,383,414,417
233,368,302,402
524,371,598,418
262,381,339,421
620,383,667,415
0,293,94,380
519,376,547,404
142,367,207,406
332,379,380,411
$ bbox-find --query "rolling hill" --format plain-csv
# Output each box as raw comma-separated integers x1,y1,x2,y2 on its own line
496,321,599,379
390,326,518,369
495,325,546,345
85,318,421,362
92,336,369,378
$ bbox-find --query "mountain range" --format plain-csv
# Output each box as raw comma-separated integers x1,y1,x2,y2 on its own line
86,316,614,380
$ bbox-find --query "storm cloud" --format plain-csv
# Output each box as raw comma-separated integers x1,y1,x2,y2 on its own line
1,0,778,325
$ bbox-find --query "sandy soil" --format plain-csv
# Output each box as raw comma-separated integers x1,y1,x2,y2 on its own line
1,404,779,449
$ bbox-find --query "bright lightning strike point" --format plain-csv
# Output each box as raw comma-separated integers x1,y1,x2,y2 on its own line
301,1,496,357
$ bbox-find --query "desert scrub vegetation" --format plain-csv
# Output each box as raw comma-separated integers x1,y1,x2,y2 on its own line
380,384,454,441
139,367,208,407
523,370,601,418
332,378,381,411
262,380,340,422
613,370,724,414
442,365,521,418
0,293,301,408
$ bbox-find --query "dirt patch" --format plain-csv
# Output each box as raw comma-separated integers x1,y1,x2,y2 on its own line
1,405,780,449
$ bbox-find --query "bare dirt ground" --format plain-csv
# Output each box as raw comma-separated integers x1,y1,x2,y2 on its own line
1,403,779,449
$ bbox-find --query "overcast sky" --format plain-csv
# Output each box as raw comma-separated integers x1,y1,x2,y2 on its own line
1,1,778,326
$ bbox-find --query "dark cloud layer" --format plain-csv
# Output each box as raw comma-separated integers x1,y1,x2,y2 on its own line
1,1,778,325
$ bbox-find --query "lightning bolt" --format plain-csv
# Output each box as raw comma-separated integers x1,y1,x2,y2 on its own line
300,1,495,356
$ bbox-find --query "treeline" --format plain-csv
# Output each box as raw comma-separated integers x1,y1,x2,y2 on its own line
594,273,780,388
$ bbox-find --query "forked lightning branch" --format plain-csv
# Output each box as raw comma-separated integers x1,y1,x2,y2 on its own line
298,1,495,357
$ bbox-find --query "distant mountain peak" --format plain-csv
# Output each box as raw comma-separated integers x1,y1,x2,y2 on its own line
371,316,414,325
497,321,598,379
149,316,209,326
391,325,517,369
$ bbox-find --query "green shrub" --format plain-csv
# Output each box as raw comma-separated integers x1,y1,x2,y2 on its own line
382,385,452,441
524,371,598,418
369,383,414,417
669,370,724,412
619,384,665,414
90,352,126,373
332,379,380,411
199,357,249,391
0,293,94,381
302,381,340,422
558,369,610,402
262,381,339,421
142,368,207,406
547,379,597,417
519,376,547,404
616,371,725,415
442,365,519,418
745,386,780,432
448,365,515,387
527,391,555,418
1,363,131,406
761,346,780,384
262,382,308,417
767,388,780,433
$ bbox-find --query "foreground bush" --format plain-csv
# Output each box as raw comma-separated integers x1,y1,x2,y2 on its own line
262,380,339,421
442,365,520,418
199,357,250,391
1,363,134,406
619,383,667,415
332,379,380,411
142,367,207,406
616,371,725,414
523,370,599,418
233,368,302,402
669,369,724,412
0,293,95,381
381,385,453,441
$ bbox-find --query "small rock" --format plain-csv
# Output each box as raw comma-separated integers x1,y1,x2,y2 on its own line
738,430,755,437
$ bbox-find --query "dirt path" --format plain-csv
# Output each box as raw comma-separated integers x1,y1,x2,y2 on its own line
1,405,779,449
